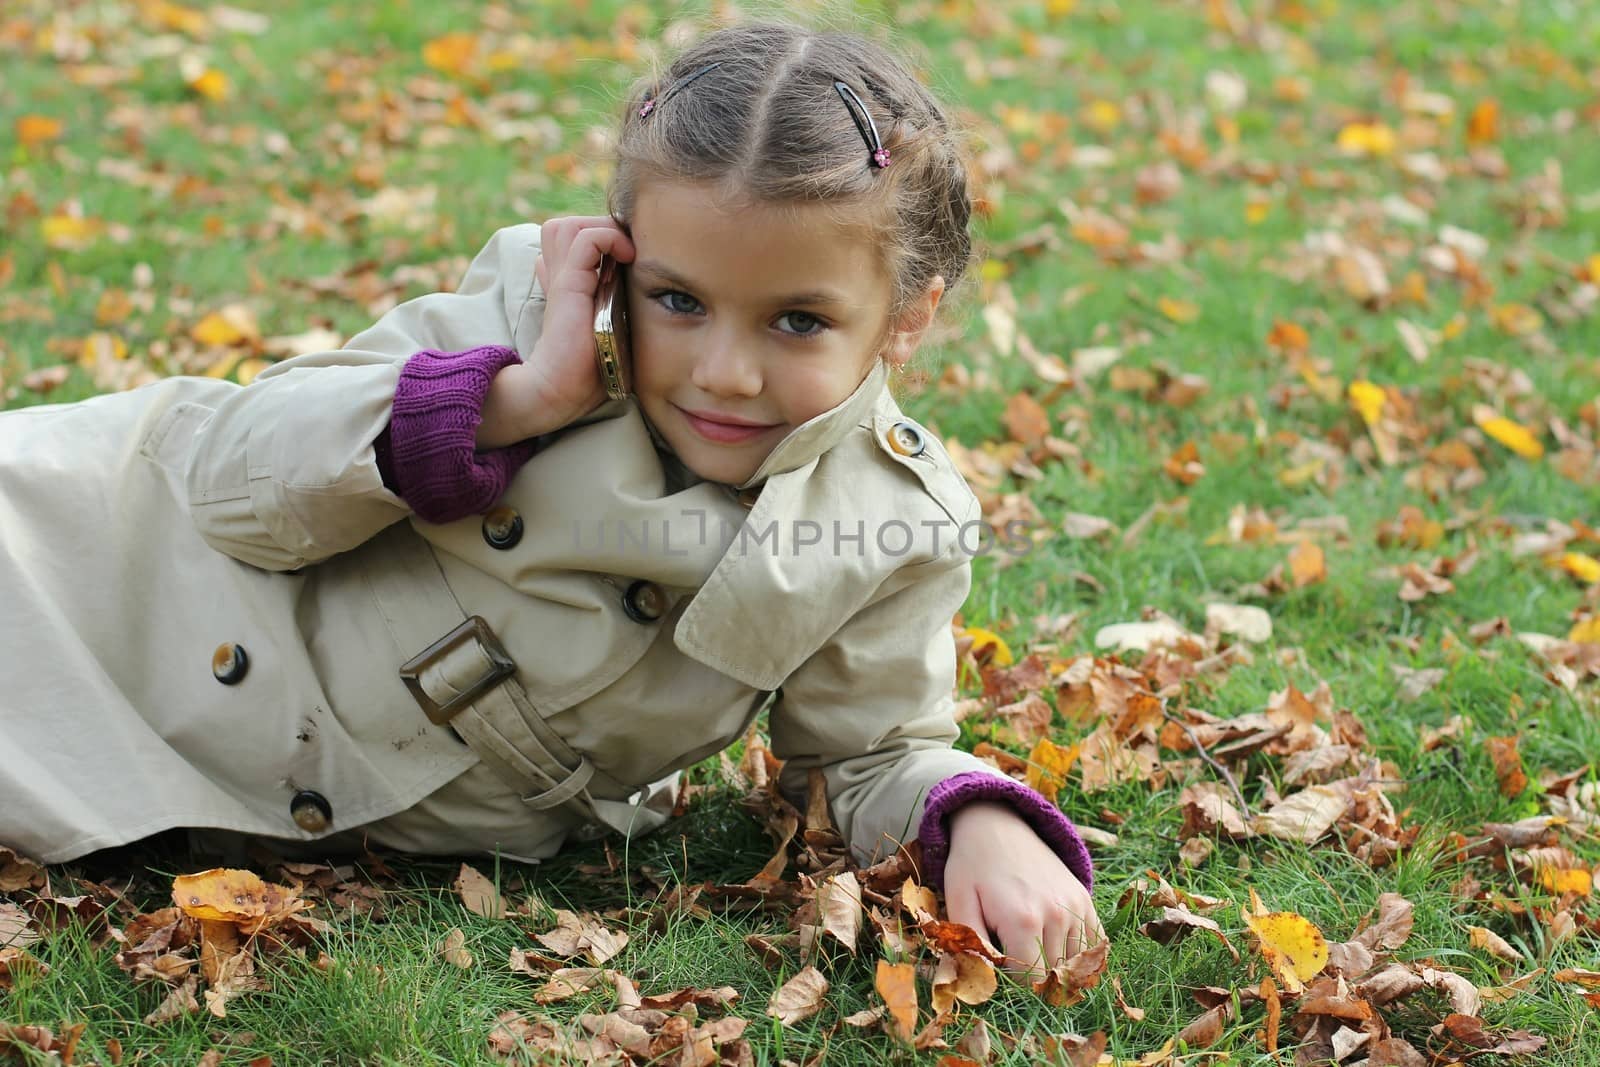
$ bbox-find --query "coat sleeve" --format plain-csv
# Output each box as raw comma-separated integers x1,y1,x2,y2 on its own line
182,224,543,571
766,542,1011,868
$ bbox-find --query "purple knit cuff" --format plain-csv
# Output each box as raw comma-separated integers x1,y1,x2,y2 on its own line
374,345,537,525
917,771,1095,893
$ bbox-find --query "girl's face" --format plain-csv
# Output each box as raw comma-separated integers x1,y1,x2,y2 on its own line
625,179,938,487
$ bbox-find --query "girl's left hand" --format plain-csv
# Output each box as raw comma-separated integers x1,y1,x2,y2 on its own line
942,801,1105,976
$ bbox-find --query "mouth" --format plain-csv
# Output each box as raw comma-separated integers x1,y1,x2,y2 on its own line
677,406,781,444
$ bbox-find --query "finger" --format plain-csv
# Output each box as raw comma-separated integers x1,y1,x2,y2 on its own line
944,879,1000,958
992,915,1047,977
1041,912,1070,970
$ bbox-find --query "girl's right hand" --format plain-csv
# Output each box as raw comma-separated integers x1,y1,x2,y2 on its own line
476,216,637,448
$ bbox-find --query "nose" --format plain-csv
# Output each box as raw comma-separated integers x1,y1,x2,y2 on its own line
690,326,762,398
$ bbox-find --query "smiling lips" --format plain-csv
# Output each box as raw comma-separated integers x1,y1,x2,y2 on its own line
679,406,780,443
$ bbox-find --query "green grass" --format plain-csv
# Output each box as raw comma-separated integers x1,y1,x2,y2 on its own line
4,0,1600,1063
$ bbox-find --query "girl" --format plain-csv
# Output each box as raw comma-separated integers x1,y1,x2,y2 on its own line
0,21,1101,972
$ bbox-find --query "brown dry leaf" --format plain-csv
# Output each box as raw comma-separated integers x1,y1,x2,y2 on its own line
876,959,919,1043
1032,937,1108,1007
1289,540,1327,587
1163,440,1205,484
530,967,612,1005
1435,1014,1546,1056
1176,1003,1230,1048
0,849,45,892
1468,926,1523,963
816,872,863,955
1003,391,1051,448
1554,968,1600,989
1352,893,1416,952
1138,905,1240,961
453,863,508,919
1484,735,1529,797
535,909,629,966
1251,786,1349,844
0,903,37,951
144,975,202,1025
930,952,999,1015
767,965,828,1026
1242,893,1328,995
439,927,472,969
0,947,49,990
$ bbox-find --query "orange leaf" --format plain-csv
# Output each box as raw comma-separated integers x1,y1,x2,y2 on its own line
1289,540,1327,588
15,115,63,147
875,959,918,1044
423,32,479,77
1484,736,1528,798
1003,392,1051,448
1266,321,1310,353
1466,99,1500,144
1558,553,1600,585
1164,440,1204,485
1538,867,1593,897
1490,303,1543,336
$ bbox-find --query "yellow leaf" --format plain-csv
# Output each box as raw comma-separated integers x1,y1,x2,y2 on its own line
1242,908,1329,995
190,307,259,347
1538,867,1592,897
1570,617,1600,644
960,626,1013,667
1348,380,1386,426
1245,199,1271,225
79,333,127,363
423,32,479,77
1472,406,1544,460
1025,738,1080,802
236,357,273,386
147,1,208,36
1336,121,1396,157
1157,296,1200,324
1560,553,1600,585
978,259,1010,281
1491,303,1543,336
172,868,305,926
1083,99,1120,132
41,214,105,250
1586,254,1600,284
203,351,246,380
1047,0,1076,13
186,67,229,102
15,115,63,147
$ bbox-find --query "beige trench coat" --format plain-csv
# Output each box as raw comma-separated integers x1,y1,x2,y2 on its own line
0,224,1001,866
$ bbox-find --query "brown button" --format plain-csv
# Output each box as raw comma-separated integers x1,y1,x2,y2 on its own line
886,420,925,457
212,643,249,685
482,506,524,549
290,790,332,833
622,580,666,623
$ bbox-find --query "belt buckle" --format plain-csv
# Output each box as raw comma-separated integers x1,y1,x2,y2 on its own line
398,615,517,726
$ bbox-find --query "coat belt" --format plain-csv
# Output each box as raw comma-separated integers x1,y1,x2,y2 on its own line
359,523,668,835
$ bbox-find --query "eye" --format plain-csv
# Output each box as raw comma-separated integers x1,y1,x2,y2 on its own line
654,290,702,315
775,311,827,337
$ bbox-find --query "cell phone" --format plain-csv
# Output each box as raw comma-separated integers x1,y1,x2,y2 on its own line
593,254,633,401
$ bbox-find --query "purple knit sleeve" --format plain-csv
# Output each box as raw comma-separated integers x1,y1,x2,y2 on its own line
918,771,1094,892
373,345,538,525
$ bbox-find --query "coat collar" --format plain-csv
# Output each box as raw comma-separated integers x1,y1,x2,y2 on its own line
637,360,890,493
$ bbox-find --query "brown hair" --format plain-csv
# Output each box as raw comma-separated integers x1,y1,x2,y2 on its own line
606,21,972,321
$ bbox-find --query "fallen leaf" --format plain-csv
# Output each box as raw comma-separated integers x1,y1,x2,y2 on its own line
1024,737,1079,802
767,966,828,1025
453,864,507,919
439,927,472,968
1484,735,1528,797
1473,405,1544,460
876,959,919,1043
1243,900,1329,995
1289,540,1327,587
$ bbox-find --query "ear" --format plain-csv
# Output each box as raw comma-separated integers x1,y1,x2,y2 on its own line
882,275,946,369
